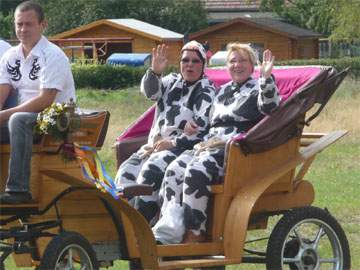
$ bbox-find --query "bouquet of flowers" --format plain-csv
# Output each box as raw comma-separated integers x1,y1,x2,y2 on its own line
34,102,69,141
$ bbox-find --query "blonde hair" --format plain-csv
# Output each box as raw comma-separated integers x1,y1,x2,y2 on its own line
226,43,257,67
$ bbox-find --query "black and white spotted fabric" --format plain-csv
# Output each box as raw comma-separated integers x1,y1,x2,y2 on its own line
115,68,215,223
207,76,280,142
142,69,215,149
153,76,280,241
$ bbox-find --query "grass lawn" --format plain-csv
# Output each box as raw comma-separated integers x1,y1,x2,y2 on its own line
4,78,360,269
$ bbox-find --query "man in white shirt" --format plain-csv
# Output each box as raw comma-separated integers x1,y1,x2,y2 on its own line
0,1,75,204
0,39,11,59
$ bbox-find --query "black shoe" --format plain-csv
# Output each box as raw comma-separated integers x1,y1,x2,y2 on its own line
0,192,32,204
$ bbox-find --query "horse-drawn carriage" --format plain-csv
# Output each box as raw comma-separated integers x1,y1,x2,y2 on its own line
0,66,351,270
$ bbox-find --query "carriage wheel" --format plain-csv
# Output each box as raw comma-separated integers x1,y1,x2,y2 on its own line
39,231,98,270
266,206,350,270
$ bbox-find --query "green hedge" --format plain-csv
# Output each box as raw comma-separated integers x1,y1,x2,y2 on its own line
278,57,360,78
72,64,147,89
72,64,180,89
72,57,360,90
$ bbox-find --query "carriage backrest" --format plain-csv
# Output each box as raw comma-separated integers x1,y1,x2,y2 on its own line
235,67,348,154
41,110,110,151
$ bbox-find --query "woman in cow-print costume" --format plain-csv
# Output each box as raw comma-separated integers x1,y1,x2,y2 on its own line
115,41,215,225
153,43,281,244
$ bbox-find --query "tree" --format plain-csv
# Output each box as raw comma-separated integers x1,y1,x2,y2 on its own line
38,0,110,35
125,0,208,34
0,0,24,39
261,0,360,41
38,0,208,36
260,0,335,35
0,12,14,39
0,0,22,15
330,0,360,41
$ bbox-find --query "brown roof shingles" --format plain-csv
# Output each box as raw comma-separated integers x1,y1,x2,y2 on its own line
190,17,322,39
202,0,262,11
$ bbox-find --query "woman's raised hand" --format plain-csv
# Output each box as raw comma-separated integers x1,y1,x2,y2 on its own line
259,49,275,79
152,44,168,75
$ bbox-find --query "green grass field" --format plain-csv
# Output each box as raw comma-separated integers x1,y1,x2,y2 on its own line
5,78,360,269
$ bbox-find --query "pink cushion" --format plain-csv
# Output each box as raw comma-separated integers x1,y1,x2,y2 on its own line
205,66,322,101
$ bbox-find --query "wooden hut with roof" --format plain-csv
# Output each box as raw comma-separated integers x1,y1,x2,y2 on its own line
189,17,323,61
51,19,184,65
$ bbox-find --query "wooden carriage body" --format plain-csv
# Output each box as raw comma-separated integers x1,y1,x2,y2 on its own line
0,66,350,269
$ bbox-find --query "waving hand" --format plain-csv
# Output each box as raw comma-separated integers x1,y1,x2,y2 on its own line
259,49,275,79
151,44,168,75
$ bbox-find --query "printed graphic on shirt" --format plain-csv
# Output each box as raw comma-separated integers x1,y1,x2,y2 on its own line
29,58,40,80
7,59,22,81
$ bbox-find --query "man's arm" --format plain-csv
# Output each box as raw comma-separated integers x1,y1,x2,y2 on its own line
0,84,12,111
0,88,57,124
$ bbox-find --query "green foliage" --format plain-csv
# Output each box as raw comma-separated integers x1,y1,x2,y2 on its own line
330,0,360,41
38,0,207,36
277,57,360,78
71,57,360,90
0,12,14,39
261,0,360,41
260,0,335,35
71,63,180,90
38,0,108,36
0,0,22,15
71,64,147,89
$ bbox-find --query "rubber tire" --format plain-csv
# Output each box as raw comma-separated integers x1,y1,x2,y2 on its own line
39,231,98,270
266,206,351,270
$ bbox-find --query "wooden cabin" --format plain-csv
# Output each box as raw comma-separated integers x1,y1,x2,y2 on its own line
189,17,323,61
51,19,184,65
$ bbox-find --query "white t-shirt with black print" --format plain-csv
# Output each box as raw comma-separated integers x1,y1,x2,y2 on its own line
0,36,75,104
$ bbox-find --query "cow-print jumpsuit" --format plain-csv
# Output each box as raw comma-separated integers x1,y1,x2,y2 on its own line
155,76,280,239
115,68,215,224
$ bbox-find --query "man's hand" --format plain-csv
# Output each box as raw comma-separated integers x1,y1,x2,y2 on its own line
0,111,8,125
0,84,12,111
259,49,275,79
151,44,168,75
184,119,199,136
153,139,174,152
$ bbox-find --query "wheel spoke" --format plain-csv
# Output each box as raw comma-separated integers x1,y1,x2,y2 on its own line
313,225,324,249
67,248,74,268
283,257,301,263
319,258,339,264
293,228,305,247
